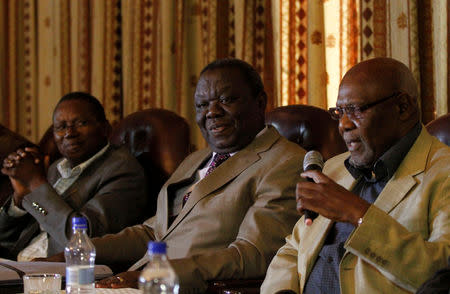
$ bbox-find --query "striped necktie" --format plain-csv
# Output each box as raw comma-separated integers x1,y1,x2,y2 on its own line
182,153,230,206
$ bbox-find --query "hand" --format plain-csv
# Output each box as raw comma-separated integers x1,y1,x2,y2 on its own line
96,271,140,289
32,252,65,262
1,147,49,200
296,170,370,226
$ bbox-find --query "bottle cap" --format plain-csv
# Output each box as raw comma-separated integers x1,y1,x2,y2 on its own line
148,242,166,254
72,217,88,230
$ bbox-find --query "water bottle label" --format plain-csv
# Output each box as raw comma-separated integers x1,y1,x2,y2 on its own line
66,266,95,285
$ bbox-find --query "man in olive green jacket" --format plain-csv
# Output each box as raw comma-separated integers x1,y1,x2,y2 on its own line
261,58,450,294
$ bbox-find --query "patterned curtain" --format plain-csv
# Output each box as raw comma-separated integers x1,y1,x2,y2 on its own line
0,0,448,149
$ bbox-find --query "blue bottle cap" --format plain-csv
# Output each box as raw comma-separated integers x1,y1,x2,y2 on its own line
148,242,166,254
72,217,88,230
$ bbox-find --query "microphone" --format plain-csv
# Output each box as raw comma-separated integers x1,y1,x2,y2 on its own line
302,150,324,226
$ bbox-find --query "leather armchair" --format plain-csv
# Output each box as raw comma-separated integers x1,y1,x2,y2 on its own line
110,108,192,217
425,113,450,146
266,104,347,160
38,125,62,164
207,105,346,293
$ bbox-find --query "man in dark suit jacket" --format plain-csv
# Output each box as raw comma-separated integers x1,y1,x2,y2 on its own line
0,92,148,260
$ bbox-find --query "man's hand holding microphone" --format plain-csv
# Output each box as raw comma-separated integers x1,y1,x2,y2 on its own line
297,151,371,226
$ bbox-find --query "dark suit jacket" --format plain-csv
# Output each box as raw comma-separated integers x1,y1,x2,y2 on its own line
0,145,148,258
93,126,306,293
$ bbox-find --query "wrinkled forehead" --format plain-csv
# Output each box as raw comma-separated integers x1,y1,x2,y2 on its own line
53,99,97,121
195,68,246,96
337,72,392,106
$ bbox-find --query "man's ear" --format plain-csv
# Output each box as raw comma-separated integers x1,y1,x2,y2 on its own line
256,91,267,111
103,121,113,138
397,93,416,121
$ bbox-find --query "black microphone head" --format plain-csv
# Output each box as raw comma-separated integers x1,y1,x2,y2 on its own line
303,150,324,171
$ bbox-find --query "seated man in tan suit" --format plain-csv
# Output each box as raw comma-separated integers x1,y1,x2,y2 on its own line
85,59,306,293
261,58,450,294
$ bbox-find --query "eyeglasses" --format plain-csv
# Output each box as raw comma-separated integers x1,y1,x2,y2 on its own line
53,119,93,135
328,92,400,120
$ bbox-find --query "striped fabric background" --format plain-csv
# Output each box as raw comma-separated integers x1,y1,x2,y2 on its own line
0,0,448,149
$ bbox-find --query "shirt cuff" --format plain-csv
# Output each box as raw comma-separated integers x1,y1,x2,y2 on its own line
8,197,27,217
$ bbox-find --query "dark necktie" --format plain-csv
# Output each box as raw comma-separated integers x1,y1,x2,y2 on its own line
182,153,230,206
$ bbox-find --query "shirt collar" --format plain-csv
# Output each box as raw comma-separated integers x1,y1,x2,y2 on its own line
345,123,422,181
57,143,110,179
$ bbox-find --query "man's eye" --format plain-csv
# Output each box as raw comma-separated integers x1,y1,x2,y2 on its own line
76,120,88,127
54,125,65,131
219,97,235,104
196,102,208,109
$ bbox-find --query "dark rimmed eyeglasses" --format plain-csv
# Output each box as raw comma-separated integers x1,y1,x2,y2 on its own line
328,92,400,120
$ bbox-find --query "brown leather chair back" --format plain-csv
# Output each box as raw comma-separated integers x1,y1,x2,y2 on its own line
110,108,192,216
38,126,62,164
425,113,450,146
265,104,347,161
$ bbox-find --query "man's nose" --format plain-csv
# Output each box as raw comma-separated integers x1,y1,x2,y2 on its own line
206,101,223,118
338,112,356,132
64,125,80,137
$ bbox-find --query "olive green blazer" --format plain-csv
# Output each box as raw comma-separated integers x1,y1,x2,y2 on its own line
261,127,450,294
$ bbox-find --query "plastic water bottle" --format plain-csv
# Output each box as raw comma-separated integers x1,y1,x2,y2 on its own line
139,242,179,294
65,217,96,294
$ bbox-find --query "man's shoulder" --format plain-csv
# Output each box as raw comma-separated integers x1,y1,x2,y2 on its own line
423,135,450,177
324,152,349,170
97,145,143,170
250,126,306,159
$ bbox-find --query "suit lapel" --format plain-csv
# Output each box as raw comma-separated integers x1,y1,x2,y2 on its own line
154,149,212,237
299,153,358,288
373,128,431,214
162,126,280,239
299,216,333,289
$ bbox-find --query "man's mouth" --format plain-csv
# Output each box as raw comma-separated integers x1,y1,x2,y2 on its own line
345,139,361,152
209,124,230,135
65,141,82,150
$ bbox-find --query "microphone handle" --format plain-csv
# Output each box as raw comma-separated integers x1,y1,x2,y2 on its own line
304,177,318,222
303,164,322,224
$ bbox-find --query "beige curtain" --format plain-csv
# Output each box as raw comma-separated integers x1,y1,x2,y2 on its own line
0,0,448,149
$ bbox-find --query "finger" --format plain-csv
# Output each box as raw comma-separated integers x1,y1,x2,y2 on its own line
16,149,27,158
24,147,42,164
296,182,320,201
296,199,305,213
95,278,114,288
24,147,42,159
300,170,331,183
7,153,21,162
44,155,50,172
24,146,40,153
3,159,14,168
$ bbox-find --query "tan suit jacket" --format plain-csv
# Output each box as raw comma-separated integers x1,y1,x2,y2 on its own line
261,128,450,294
93,126,305,293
